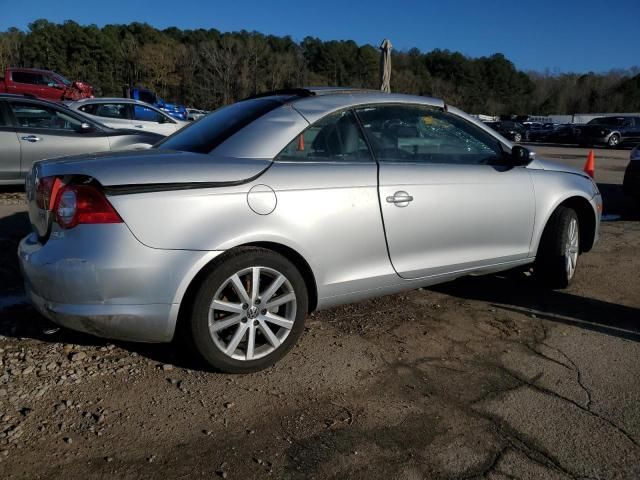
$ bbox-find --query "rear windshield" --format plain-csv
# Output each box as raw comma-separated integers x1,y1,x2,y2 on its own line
157,98,282,154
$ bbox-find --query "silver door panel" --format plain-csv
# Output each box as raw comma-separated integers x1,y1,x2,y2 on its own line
110,161,393,301
379,163,535,279
16,130,111,175
0,130,21,180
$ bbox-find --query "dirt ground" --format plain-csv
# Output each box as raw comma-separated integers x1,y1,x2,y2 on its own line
0,146,639,479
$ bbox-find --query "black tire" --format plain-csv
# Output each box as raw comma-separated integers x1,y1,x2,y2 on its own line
607,134,620,148
188,247,308,373
534,206,580,289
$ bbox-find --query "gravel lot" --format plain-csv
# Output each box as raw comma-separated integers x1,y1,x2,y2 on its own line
0,146,638,479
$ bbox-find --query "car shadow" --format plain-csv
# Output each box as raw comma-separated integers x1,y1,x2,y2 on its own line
0,211,30,293
0,185,24,193
431,274,640,342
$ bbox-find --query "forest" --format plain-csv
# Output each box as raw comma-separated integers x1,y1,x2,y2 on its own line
1,19,639,115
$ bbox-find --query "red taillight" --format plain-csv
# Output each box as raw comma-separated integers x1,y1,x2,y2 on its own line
53,184,122,229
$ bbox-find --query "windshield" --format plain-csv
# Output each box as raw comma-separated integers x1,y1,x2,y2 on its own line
587,117,625,126
156,97,283,154
53,72,72,86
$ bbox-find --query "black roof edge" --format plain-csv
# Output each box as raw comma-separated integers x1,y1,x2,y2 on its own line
243,88,316,101
242,86,382,102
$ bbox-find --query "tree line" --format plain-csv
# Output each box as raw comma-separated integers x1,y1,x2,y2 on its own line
1,19,639,115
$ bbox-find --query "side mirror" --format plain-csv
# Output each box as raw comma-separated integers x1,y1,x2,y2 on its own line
78,122,95,133
511,145,534,166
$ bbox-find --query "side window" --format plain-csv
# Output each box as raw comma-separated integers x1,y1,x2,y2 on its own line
355,105,503,165
94,103,129,119
42,75,57,87
78,104,96,115
138,91,156,104
10,102,84,131
276,110,371,163
11,72,40,85
133,105,166,123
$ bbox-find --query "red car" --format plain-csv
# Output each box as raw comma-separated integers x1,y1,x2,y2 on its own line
0,67,94,101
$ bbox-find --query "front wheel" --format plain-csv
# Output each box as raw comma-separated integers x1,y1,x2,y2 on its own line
513,132,523,143
607,134,620,148
534,206,580,289
188,247,308,373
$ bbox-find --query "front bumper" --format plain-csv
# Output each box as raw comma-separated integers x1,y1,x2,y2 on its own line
18,224,223,343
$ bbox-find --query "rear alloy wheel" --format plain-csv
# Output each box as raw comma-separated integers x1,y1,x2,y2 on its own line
534,206,580,289
513,132,523,143
189,248,308,373
607,134,620,148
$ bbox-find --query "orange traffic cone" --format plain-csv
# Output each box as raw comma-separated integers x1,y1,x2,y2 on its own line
584,150,595,178
297,134,305,151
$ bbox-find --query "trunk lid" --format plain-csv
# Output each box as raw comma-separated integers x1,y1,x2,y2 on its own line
27,149,272,240
34,149,272,186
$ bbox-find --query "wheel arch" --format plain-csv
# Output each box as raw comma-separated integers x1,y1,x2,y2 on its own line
536,195,597,255
174,242,319,340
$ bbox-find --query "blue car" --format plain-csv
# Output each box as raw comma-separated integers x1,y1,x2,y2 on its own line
126,87,188,121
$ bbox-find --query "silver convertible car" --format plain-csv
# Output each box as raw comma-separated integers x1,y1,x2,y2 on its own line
19,88,602,373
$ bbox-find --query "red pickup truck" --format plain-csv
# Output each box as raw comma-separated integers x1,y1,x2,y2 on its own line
0,67,94,101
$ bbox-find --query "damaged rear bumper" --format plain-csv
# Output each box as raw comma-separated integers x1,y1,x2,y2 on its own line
18,225,223,343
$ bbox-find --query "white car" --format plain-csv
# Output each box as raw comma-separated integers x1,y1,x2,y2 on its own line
68,98,189,136
187,108,207,121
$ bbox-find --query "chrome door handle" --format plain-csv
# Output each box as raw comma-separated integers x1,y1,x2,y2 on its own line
21,135,42,142
133,124,144,128
386,191,414,207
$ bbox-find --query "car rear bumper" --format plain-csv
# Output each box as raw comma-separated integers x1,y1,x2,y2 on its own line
18,225,223,343
26,287,178,342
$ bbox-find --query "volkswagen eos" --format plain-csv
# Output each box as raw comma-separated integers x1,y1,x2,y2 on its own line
19,88,602,372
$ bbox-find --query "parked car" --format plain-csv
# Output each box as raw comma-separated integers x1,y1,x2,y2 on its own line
576,116,640,148
484,120,528,142
623,145,640,211
186,108,208,121
68,98,189,136
528,123,578,144
18,88,602,373
124,87,188,121
526,123,555,142
0,67,94,101
0,94,162,185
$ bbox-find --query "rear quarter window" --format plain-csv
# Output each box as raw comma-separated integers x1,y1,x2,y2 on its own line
11,71,41,85
156,98,283,154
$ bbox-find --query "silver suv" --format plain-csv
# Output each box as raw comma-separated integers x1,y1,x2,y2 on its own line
19,88,602,373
